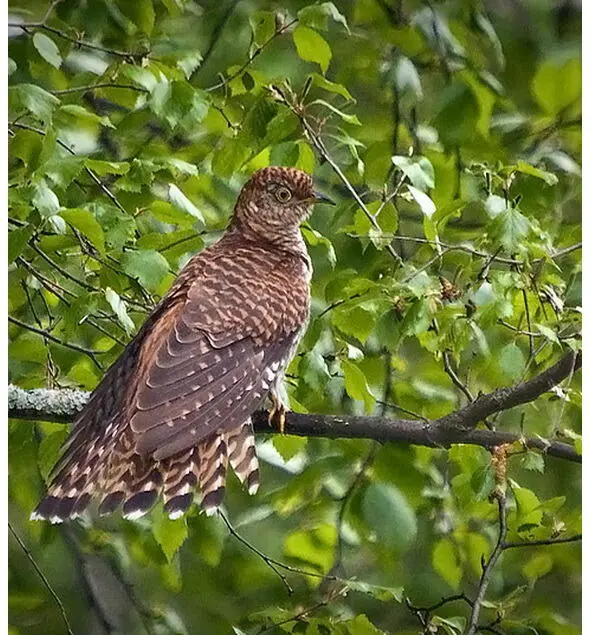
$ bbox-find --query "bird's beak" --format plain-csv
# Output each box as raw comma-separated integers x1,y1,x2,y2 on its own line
313,191,336,205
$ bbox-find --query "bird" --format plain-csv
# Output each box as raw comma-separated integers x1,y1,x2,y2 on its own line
31,166,334,523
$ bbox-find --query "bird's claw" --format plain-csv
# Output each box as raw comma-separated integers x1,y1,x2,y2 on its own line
268,393,288,434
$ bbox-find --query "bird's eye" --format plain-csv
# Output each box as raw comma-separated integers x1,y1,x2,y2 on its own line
274,186,292,203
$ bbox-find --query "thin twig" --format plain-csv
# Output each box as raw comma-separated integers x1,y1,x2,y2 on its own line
502,534,582,550
465,446,510,635
206,19,298,92
51,83,148,95
8,315,103,369
219,511,294,595
9,22,145,61
298,116,403,266
9,122,128,215
8,522,76,635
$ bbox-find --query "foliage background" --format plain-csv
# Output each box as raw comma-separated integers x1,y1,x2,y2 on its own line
8,0,582,634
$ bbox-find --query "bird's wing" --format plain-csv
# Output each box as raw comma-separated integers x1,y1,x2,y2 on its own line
129,246,309,460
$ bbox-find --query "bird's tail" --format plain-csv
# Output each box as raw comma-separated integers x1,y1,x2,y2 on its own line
31,419,259,523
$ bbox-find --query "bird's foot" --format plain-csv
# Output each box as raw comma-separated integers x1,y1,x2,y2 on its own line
268,392,288,434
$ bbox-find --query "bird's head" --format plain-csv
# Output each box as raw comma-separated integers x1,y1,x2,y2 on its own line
232,166,333,242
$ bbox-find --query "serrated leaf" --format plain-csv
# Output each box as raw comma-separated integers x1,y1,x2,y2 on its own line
520,451,545,474
298,2,349,33
9,84,60,122
362,482,417,551
9,225,34,264
490,207,531,252
104,287,136,335
391,155,434,191
60,208,106,254
84,159,130,176
347,580,404,602
153,508,188,562
32,33,62,68
121,249,170,291
514,161,558,186
58,104,114,128
177,52,203,80
293,26,332,74
272,436,307,462
341,360,375,411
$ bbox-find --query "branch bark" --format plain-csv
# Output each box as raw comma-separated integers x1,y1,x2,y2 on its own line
7,351,581,463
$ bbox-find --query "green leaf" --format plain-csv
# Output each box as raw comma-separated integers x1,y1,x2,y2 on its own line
299,350,331,392
301,226,336,268
272,436,307,462
9,84,60,122
490,207,531,252
298,2,350,33
249,11,276,46
514,160,558,186
310,73,354,100
8,57,16,75
58,104,114,128
498,342,526,382
395,56,423,101
168,184,205,224
311,99,360,125
341,360,375,411
121,249,170,292
32,33,62,68
347,580,403,602
332,306,376,344
532,58,581,115
432,538,462,590
153,507,188,562
407,184,436,217
293,26,332,74
362,482,417,551
8,225,34,264
520,451,545,474
283,524,336,573
104,287,136,335
60,208,106,254
84,159,130,176
32,180,61,216
513,486,543,530
391,155,434,191
177,52,203,80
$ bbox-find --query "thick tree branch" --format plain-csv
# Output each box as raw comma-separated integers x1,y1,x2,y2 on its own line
7,351,581,463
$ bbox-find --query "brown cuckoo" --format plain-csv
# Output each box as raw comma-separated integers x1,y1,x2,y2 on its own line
32,166,333,523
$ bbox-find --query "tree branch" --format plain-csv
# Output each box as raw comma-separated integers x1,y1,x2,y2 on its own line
7,351,581,463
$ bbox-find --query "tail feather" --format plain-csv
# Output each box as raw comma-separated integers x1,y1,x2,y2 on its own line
227,418,259,495
32,419,259,522
198,431,228,516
